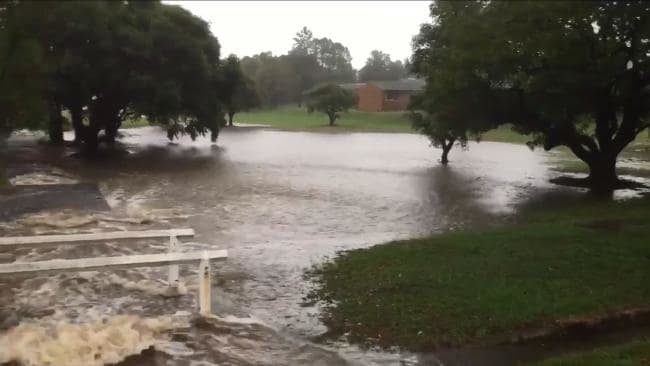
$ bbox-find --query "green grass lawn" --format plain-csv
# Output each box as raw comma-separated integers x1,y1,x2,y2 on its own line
121,106,650,151
235,106,538,140
235,106,414,133
532,339,650,365
309,198,650,352
122,116,150,128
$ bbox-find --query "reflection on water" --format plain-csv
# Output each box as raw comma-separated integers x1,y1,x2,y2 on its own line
0,127,646,365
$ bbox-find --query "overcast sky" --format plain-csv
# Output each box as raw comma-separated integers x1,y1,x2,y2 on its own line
165,1,431,69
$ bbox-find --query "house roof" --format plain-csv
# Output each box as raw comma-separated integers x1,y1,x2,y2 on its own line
368,78,425,91
339,83,365,91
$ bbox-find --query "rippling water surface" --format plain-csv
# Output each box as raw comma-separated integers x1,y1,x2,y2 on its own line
1,127,635,365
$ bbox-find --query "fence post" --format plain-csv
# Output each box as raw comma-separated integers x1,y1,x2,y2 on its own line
168,236,179,287
198,251,212,316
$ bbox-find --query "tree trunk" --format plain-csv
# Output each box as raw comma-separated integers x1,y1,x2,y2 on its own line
82,126,100,155
587,154,618,194
48,101,64,145
441,145,451,165
70,105,84,145
440,138,455,165
103,118,121,144
228,111,235,127
210,128,219,142
328,111,336,126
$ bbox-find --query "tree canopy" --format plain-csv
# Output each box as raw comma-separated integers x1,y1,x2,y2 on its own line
0,1,48,138
304,83,356,126
412,0,650,192
359,50,408,82
1,0,226,152
240,27,356,107
220,55,260,126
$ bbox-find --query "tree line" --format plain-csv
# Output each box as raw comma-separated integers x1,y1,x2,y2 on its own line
0,2,413,152
239,26,411,107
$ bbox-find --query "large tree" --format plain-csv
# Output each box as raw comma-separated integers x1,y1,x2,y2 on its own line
410,82,496,164
359,50,407,82
311,37,356,82
290,27,356,82
0,1,48,140
413,1,650,192
2,1,225,153
220,55,260,126
304,83,356,126
239,28,356,107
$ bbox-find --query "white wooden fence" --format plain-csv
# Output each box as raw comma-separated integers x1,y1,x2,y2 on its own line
0,228,227,316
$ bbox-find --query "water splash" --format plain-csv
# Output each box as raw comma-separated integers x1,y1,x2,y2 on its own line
0,315,174,366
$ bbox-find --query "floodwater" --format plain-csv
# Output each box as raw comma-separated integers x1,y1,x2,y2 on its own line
0,127,646,366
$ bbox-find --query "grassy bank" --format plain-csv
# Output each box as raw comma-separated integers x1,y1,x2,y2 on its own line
309,198,650,352
533,339,650,365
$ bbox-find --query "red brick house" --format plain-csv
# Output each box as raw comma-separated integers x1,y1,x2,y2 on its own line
342,79,425,112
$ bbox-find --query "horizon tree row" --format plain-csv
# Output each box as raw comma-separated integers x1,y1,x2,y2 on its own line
240,27,412,108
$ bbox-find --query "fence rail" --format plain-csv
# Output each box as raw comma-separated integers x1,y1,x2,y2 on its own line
0,228,225,316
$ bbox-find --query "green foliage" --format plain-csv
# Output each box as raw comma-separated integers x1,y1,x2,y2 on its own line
358,50,407,82
240,27,356,107
219,55,260,126
1,0,225,151
0,1,49,135
412,1,650,190
310,197,650,351
290,26,356,82
245,52,302,107
409,82,497,163
303,84,357,126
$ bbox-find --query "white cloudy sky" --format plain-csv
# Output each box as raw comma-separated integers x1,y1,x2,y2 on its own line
166,1,431,69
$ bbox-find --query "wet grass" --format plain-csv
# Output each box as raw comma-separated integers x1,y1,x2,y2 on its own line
531,338,650,365
480,125,535,144
235,106,413,133
548,137,650,178
122,117,150,128
309,197,650,352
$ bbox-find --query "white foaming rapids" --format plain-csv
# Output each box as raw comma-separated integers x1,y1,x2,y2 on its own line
9,170,79,186
0,315,173,366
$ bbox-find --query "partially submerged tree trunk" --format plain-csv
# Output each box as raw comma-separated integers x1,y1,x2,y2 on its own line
544,91,643,193
82,125,100,155
587,154,618,193
228,111,235,127
210,127,219,142
70,105,84,145
327,110,337,126
48,101,64,145
440,138,455,165
103,117,121,144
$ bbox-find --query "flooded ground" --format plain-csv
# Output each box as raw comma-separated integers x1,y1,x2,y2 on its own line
0,127,648,366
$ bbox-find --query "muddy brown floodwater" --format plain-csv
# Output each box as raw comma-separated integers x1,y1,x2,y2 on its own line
0,127,647,366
